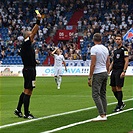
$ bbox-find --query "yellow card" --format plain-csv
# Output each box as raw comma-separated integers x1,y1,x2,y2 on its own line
35,10,40,15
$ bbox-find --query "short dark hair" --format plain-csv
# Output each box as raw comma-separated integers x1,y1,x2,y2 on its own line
115,34,123,40
93,33,102,42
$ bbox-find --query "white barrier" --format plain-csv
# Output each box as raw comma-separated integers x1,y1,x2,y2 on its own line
65,60,91,66
0,66,133,76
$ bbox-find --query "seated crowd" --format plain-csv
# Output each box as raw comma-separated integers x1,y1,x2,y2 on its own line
0,0,133,65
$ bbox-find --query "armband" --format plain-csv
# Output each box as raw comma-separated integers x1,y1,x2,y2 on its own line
36,19,40,25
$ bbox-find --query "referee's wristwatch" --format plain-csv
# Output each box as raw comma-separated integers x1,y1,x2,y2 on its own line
123,70,126,73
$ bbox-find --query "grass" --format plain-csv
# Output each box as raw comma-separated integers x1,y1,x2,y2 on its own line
0,76,133,133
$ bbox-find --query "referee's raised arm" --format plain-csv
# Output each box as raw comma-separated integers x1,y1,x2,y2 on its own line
30,14,42,42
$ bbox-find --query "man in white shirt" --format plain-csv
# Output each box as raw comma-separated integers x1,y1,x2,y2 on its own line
51,47,67,89
88,33,110,121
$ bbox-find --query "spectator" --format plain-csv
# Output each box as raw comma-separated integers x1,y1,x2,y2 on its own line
0,50,6,59
0,0,132,65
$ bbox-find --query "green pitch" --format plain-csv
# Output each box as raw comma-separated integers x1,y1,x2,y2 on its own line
0,76,133,133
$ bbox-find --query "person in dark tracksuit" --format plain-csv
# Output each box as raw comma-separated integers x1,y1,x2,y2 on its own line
109,34,129,112
14,13,41,119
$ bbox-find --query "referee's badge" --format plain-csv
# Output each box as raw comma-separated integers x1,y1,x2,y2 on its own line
116,54,120,59
124,51,128,56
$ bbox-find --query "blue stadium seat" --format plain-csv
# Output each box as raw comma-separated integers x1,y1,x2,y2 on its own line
6,60,10,65
129,61,133,66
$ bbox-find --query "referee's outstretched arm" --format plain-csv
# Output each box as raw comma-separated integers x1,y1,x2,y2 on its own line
30,14,42,42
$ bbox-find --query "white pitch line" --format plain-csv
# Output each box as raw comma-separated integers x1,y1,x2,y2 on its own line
0,98,132,129
41,108,133,133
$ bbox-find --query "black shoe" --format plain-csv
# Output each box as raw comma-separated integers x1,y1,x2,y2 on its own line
120,102,126,110
112,104,121,112
24,113,35,119
14,109,23,118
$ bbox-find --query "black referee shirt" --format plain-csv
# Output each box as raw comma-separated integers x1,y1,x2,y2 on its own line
20,37,36,68
113,46,128,70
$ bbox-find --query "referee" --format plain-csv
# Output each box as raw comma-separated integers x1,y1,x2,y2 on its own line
14,13,42,119
109,34,129,112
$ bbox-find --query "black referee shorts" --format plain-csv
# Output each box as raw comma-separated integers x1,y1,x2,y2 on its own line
110,69,124,87
22,67,36,89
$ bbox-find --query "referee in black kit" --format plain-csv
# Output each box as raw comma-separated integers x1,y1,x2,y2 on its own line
109,34,129,112
14,13,41,119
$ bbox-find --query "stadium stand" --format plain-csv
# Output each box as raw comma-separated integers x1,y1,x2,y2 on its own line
0,0,133,66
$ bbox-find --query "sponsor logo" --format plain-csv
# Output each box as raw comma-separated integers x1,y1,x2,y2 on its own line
0,68,18,76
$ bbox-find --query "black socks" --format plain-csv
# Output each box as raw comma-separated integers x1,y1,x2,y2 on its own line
117,91,123,106
113,91,118,100
17,92,25,112
23,94,31,116
16,92,31,116
113,91,123,106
